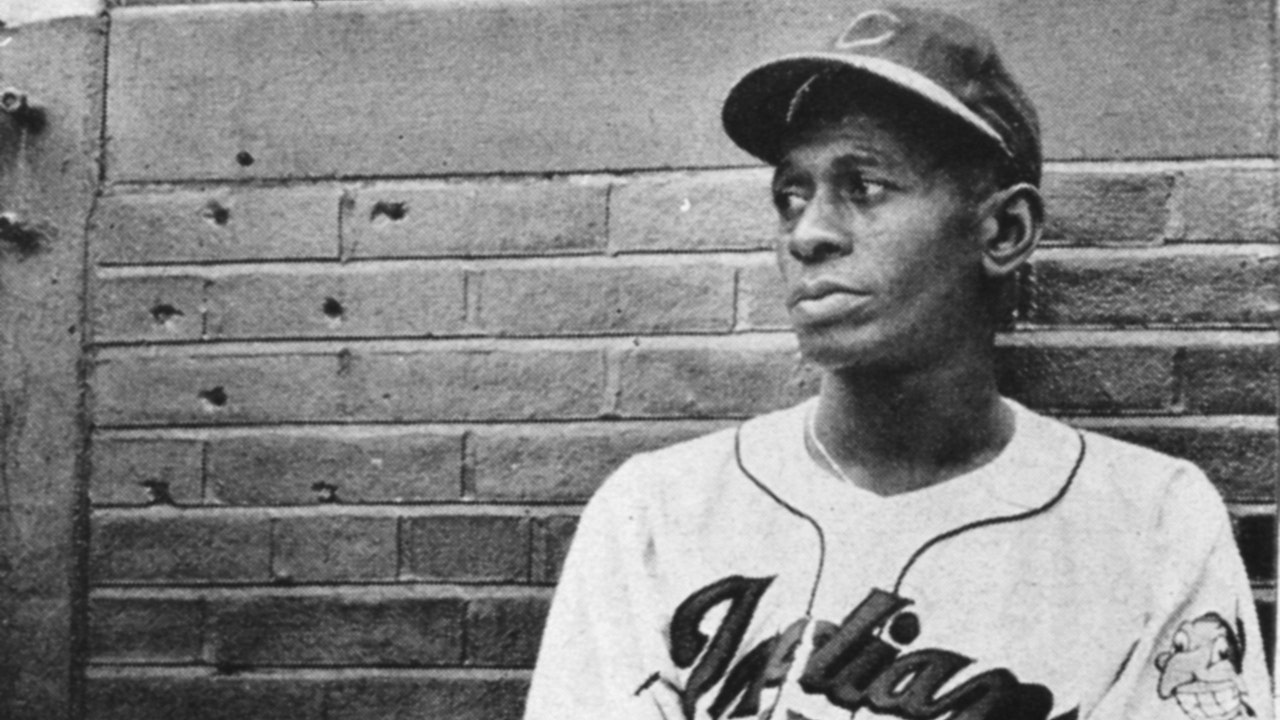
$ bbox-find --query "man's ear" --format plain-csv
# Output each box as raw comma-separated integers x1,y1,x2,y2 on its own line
978,183,1043,279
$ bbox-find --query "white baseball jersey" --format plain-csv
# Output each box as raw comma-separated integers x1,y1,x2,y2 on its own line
525,397,1273,720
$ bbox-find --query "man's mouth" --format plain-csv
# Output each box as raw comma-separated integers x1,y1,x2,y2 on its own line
788,280,871,323
1173,679,1245,720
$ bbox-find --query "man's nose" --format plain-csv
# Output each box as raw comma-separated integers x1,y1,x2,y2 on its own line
786,196,852,263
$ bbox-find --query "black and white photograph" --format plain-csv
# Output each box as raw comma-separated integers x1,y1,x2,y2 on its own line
0,0,1274,718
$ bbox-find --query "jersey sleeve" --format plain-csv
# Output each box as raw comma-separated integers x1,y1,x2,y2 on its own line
524,458,682,720
1088,463,1273,720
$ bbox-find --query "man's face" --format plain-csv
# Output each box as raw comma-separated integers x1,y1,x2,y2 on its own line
771,111,989,372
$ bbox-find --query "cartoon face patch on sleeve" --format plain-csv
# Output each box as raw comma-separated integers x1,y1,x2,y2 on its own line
1155,612,1255,719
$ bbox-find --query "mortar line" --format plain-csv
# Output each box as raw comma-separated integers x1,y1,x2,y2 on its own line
100,157,1280,189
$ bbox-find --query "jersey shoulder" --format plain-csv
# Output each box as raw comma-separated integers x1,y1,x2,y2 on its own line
1043,415,1231,550
1072,422,1222,508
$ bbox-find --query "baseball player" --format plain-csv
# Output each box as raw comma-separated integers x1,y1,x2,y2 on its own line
524,5,1273,720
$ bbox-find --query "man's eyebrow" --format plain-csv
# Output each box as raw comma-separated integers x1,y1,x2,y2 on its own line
830,150,886,171
772,146,897,189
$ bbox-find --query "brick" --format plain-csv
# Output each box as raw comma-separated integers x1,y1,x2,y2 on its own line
325,671,528,720
206,428,462,504
93,186,340,263
88,597,203,663
737,255,788,330
466,594,551,667
996,338,1176,413
1076,418,1277,502
92,273,205,342
471,421,725,501
86,672,324,720
403,514,530,582
272,515,398,583
92,351,343,426
531,515,578,585
610,169,774,252
1230,510,1276,583
91,511,271,583
345,179,607,258
204,264,465,339
1026,247,1279,326
209,592,465,666
107,0,1271,182
351,347,606,422
86,670,527,720
1173,165,1280,243
473,259,735,335
616,335,820,418
1180,341,1277,415
93,344,606,426
1040,171,1176,245
90,436,203,506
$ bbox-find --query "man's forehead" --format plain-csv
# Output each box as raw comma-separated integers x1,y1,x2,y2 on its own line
776,113,929,174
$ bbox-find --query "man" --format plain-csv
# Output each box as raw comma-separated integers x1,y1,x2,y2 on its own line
524,6,1272,719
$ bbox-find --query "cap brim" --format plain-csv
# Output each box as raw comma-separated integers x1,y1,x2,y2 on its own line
722,52,1010,164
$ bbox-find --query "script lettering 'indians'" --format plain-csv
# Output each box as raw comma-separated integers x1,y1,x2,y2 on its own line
668,576,1079,720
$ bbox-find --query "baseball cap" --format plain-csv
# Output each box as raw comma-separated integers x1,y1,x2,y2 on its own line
722,5,1041,186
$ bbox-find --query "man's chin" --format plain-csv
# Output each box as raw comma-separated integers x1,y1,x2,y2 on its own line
794,330,899,374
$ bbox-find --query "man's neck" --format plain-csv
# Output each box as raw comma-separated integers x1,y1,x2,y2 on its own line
811,354,1014,497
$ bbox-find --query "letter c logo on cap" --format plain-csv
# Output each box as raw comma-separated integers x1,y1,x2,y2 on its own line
834,9,901,49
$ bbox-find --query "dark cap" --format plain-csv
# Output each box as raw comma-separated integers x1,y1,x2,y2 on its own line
722,5,1041,185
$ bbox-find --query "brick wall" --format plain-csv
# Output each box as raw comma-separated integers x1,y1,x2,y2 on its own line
84,0,1277,718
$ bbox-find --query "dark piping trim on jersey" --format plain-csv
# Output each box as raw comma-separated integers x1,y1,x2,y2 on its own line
890,429,1088,597
734,424,827,616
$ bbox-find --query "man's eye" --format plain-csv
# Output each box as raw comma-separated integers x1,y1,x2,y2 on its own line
773,190,809,219
842,176,889,203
